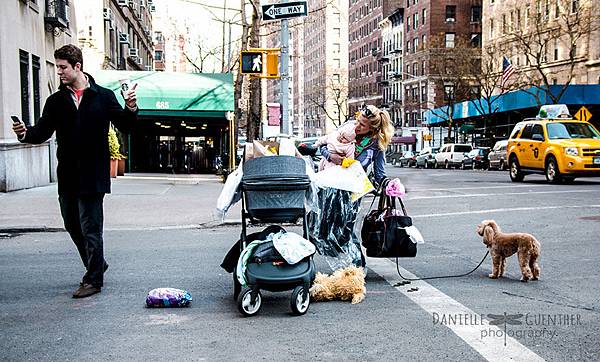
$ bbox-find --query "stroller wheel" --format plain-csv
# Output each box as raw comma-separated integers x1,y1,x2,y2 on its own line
237,288,262,317
290,285,310,316
233,272,241,301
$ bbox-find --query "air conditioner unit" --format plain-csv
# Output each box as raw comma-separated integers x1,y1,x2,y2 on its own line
117,0,127,6
119,33,130,44
103,8,112,20
128,48,139,57
149,5,156,12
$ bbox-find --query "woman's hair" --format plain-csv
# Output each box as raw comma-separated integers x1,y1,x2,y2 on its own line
54,44,83,70
360,105,395,150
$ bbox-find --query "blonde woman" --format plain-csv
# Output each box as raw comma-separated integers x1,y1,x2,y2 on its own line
319,105,394,185
312,105,395,268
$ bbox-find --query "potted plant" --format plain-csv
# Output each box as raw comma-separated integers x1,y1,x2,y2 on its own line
108,127,124,178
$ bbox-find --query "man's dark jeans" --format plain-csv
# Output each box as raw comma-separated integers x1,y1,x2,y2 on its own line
59,193,105,287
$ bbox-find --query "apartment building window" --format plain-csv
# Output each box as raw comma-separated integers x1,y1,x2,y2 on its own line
154,50,163,61
502,14,507,33
32,55,40,122
554,39,559,61
490,19,494,38
413,13,418,29
421,60,426,76
19,50,30,124
470,33,481,47
444,84,455,101
421,83,427,101
445,33,455,48
412,62,417,76
570,44,577,59
422,9,426,25
516,9,521,28
446,6,456,22
407,40,411,54
406,16,410,32
422,34,426,48
471,6,481,23
571,0,578,13
413,37,418,52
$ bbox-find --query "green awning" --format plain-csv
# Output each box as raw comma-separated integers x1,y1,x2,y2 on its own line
93,70,234,118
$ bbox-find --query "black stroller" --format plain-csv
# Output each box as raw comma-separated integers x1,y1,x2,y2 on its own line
233,155,316,316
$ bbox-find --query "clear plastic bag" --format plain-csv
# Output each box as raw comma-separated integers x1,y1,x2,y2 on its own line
271,231,316,265
215,163,243,221
308,188,363,270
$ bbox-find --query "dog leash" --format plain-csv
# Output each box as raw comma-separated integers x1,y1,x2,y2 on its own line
393,250,490,283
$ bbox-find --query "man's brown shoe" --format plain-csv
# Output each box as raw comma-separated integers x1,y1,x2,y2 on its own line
72,283,101,298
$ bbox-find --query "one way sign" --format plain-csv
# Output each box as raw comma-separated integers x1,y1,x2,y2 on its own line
261,1,308,21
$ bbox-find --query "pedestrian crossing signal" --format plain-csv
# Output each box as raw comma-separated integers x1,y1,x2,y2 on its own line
240,51,263,74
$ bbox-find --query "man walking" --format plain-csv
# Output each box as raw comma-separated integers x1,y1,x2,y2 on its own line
11,45,138,298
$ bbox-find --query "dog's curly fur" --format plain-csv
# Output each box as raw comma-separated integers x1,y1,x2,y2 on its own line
309,266,366,304
476,220,541,282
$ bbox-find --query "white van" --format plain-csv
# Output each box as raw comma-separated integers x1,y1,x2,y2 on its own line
434,143,473,169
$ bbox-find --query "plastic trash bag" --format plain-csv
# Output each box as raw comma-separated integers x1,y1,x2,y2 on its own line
215,162,243,221
312,162,374,202
145,288,192,308
405,225,425,244
272,231,316,265
308,188,363,270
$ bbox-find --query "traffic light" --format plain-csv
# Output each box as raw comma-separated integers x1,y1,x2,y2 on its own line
240,51,264,74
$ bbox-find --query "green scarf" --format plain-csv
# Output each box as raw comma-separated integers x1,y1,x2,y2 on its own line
355,136,372,157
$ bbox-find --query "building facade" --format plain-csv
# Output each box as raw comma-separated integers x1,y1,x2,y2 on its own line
380,8,404,127
303,0,349,137
1,0,77,192
348,0,403,116
482,0,600,90
75,0,155,72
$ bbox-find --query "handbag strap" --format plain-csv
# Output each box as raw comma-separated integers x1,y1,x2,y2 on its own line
366,177,390,213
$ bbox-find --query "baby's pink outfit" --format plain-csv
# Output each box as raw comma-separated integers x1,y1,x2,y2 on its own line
314,124,356,171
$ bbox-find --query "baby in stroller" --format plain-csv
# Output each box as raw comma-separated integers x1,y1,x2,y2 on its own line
313,123,356,171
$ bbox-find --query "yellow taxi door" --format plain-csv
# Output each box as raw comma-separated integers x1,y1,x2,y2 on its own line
516,124,534,167
529,124,546,169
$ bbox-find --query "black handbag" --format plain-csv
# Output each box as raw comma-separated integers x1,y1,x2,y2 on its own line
361,179,417,258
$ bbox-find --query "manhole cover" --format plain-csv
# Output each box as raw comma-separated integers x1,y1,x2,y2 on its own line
579,216,600,222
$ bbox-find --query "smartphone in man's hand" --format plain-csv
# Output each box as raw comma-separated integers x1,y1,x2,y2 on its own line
11,115,27,138
10,115,21,124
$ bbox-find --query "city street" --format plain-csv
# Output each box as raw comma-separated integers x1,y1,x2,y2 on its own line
1,167,599,361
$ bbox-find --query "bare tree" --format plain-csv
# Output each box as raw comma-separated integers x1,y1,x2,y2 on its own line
305,73,349,129
426,34,480,142
503,0,600,104
183,40,221,73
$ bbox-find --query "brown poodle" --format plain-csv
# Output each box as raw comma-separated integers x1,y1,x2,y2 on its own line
476,220,541,282
309,266,366,304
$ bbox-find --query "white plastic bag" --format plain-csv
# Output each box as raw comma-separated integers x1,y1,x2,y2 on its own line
271,231,316,265
313,161,374,201
405,225,425,244
215,163,243,221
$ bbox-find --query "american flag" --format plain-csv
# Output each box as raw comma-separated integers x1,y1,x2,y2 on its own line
501,56,516,88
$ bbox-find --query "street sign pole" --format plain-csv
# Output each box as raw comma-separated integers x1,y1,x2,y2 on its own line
280,18,290,135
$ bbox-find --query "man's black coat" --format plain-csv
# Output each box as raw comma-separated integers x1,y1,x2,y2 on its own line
21,73,137,196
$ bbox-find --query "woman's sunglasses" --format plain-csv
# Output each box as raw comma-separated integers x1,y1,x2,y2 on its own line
361,106,378,118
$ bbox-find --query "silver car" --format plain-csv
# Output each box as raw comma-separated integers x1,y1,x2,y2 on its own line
488,140,508,170
415,147,439,168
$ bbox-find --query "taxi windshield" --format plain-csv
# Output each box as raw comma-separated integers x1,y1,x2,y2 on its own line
546,122,600,140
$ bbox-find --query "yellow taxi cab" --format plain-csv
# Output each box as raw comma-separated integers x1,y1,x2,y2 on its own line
507,104,600,183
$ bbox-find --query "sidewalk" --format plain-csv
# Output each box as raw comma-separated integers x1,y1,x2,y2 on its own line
0,173,241,231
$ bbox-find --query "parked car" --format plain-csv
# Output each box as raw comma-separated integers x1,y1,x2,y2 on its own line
461,147,491,169
488,140,509,170
296,136,322,172
386,150,403,166
415,147,439,168
507,104,600,183
398,150,417,167
434,143,473,168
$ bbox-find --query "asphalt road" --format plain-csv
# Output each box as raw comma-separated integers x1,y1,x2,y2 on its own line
1,167,599,361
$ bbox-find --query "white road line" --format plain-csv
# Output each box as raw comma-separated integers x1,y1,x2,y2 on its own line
412,205,600,219
367,257,546,362
408,189,597,200
409,184,553,192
